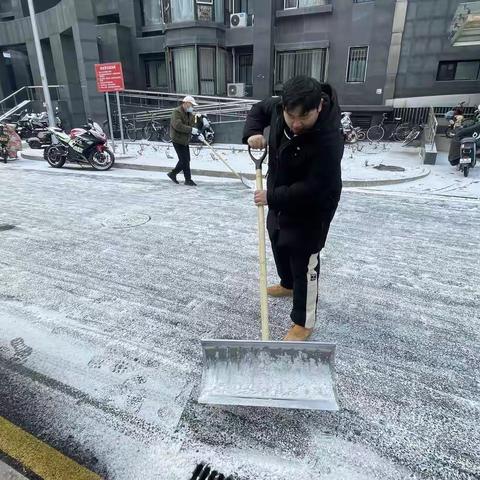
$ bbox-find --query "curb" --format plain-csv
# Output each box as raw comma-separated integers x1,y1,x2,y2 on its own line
18,153,431,187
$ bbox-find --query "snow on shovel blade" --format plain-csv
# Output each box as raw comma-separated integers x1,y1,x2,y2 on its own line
199,340,339,411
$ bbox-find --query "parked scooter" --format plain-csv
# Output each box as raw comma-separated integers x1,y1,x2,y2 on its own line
43,119,114,171
190,114,215,145
27,129,53,149
448,119,480,176
457,135,478,177
341,112,364,143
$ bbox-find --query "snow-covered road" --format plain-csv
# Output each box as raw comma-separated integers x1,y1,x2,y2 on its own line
0,164,479,479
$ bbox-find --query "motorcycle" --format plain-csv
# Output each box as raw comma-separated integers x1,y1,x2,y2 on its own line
457,134,478,177
341,112,360,144
0,124,9,164
27,129,53,149
190,114,215,145
448,118,480,174
16,108,62,139
43,119,114,171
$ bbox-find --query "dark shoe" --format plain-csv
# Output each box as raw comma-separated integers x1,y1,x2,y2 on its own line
185,179,197,186
167,171,179,184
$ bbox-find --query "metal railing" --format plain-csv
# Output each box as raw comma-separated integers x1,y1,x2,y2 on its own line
0,85,64,116
112,89,258,126
424,106,438,149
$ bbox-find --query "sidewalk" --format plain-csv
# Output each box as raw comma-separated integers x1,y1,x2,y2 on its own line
19,141,430,188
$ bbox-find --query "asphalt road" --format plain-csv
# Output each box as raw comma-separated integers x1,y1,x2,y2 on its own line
0,163,479,480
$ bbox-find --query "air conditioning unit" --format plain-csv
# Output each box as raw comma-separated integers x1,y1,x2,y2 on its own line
227,83,246,97
230,12,247,28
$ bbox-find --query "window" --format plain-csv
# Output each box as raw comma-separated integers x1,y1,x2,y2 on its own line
145,58,168,89
353,0,373,3
198,47,216,94
197,0,213,21
140,0,163,26
284,0,329,8
171,0,194,21
275,49,327,86
231,0,253,14
172,46,198,93
238,53,253,85
97,14,120,25
437,60,480,81
346,46,368,83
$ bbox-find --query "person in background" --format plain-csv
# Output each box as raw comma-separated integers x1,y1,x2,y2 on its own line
168,95,204,186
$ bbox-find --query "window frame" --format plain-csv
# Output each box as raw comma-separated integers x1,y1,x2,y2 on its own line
284,0,298,9
274,48,328,88
436,60,480,82
345,45,369,83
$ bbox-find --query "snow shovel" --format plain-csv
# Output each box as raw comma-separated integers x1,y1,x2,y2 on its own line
199,137,253,189
198,146,339,411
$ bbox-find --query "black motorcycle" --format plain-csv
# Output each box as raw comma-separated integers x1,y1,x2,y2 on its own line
16,108,62,140
448,120,480,177
44,120,114,171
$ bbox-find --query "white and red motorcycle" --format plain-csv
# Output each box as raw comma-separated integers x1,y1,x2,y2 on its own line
44,120,114,171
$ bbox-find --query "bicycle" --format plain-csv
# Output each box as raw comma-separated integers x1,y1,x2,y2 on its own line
143,117,171,143
367,113,411,142
103,117,138,141
402,123,425,147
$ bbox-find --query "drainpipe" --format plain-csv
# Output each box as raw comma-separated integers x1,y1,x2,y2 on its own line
232,47,236,83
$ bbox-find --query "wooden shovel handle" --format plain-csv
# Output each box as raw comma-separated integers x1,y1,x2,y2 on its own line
256,168,269,341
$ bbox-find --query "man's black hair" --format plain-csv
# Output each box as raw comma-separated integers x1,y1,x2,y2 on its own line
282,76,323,115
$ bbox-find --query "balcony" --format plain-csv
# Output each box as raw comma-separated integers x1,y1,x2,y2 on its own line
276,0,332,19
449,1,480,47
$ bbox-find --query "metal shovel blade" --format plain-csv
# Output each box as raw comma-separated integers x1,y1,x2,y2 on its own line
199,339,339,411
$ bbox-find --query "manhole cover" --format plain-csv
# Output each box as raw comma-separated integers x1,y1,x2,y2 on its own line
373,164,405,172
0,224,15,231
190,463,234,480
101,213,151,229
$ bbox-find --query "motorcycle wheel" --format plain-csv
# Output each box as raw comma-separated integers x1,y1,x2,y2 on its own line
205,131,214,144
446,128,456,139
89,149,115,171
345,132,358,144
45,145,67,168
463,166,469,177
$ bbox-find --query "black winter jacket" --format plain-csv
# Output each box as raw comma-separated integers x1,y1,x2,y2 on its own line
242,84,343,252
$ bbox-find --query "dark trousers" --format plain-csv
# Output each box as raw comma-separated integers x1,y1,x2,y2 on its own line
171,142,191,181
270,233,321,329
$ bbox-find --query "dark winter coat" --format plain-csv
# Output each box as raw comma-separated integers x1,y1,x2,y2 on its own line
242,84,344,252
170,106,196,146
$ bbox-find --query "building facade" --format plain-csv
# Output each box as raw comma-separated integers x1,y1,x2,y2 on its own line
0,0,479,126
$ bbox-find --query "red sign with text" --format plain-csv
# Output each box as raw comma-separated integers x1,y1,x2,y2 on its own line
95,62,125,93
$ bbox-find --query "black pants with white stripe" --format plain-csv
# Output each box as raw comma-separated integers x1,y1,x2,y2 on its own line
270,234,321,329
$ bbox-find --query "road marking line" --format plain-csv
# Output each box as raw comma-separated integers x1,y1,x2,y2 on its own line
0,416,102,480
